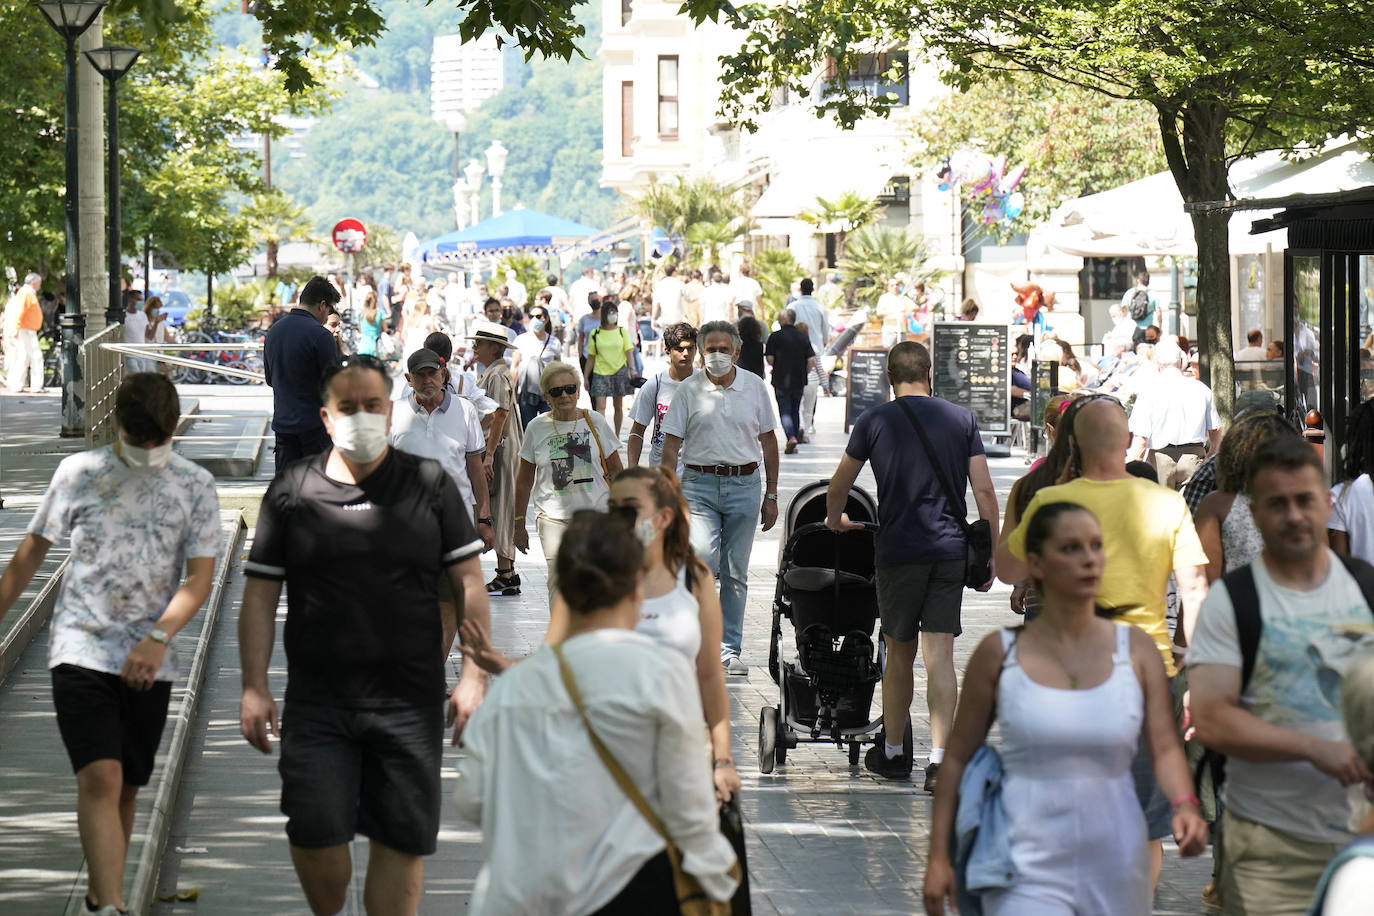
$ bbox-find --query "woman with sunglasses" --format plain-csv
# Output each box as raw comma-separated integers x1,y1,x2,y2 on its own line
510,305,563,429
514,362,623,603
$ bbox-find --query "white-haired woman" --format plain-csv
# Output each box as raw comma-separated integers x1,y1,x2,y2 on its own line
513,361,623,602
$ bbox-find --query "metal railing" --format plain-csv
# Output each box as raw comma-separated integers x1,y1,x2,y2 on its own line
99,341,266,383
84,323,124,449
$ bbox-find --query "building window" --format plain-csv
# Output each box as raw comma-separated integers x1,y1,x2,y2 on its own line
825,51,909,106
621,81,634,158
657,56,679,139
621,0,632,26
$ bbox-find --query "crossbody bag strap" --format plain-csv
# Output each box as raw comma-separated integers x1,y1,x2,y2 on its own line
552,643,673,842
895,397,973,537
582,408,609,474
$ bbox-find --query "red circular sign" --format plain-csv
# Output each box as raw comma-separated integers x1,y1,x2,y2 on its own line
332,218,367,254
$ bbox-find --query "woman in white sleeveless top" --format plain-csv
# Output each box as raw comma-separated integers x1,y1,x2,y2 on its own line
461,465,742,804
923,502,1206,915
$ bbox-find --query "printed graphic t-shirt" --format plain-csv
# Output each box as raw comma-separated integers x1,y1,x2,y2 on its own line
629,372,685,469
30,447,222,681
519,411,621,520
1189,553,1374,843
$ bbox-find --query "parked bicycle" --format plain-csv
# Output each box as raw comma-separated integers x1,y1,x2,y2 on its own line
175,316,265,385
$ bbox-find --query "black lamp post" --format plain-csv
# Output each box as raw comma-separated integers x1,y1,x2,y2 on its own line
36,1,106,436
84,46,139,330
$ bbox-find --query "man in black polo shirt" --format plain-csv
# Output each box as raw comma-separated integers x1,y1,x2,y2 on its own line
264,275,342,476
238,358,489,915
764,307,815,455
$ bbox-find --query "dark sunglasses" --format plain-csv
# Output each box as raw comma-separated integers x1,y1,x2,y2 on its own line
546,384,578,398
529,312,549,321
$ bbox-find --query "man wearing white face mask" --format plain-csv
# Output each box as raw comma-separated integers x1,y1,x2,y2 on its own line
239,356,491,916
660,320,780,676
0,373,220,915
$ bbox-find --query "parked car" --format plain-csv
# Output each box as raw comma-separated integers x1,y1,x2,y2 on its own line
147,288,195,326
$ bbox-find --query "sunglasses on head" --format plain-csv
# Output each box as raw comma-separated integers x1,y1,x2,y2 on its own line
547,383,578,398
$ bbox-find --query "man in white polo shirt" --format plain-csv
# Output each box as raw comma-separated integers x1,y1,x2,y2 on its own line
390,348,494,649
660,320,780,676
1126,339,1222,489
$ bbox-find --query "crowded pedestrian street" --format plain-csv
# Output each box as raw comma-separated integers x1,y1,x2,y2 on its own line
0,382,1219,914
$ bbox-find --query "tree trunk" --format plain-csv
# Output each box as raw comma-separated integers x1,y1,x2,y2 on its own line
266,239,279,278
1191,209,1234,418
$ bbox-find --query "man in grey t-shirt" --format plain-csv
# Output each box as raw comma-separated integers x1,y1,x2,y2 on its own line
1190,434,1374,914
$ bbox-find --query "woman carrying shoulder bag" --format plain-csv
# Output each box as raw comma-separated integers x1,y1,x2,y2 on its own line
455,511,739,915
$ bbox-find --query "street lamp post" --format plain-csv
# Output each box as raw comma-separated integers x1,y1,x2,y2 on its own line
446,113,466,228
485,140,508,219
84,47,140,336
463,159,484,228
452,178,470,232
36,0,106,436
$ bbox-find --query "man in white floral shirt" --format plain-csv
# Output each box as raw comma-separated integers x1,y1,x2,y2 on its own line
0,373,221,916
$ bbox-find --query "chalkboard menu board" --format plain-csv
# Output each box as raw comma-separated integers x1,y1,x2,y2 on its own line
844,348,891,432
931,322,1011,434
1029,359,1059,428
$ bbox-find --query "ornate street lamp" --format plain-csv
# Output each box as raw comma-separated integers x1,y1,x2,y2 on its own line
446,113,467,228
36,0,106,436
463,158,484,228
485,140,508,219
84,46,140,329
452,177,470,232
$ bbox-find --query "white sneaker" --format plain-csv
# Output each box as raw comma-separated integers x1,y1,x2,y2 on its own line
722,655,749,677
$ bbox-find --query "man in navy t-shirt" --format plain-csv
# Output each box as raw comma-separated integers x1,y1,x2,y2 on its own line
824,341,999,788
264,276,342,475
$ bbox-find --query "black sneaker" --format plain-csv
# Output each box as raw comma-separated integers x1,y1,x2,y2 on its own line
486,571,521,596
923,761,940,794
863,743,912,780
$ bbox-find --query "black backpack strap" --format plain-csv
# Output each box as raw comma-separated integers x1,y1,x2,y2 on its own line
1336,554,1374,616
894,397,972,538
1219,564,1262,692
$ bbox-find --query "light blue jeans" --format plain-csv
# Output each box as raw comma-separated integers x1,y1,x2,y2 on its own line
680,468,763,659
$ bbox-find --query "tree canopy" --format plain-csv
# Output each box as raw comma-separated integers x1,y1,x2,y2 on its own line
715,0,1374,415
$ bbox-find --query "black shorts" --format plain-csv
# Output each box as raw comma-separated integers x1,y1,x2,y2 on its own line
874,561,966,642
51,663,173,786
279,702,444,857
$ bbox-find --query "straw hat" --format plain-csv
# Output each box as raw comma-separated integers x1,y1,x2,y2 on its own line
465,320,517,349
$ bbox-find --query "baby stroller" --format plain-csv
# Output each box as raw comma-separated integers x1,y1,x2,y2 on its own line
759,481,909,773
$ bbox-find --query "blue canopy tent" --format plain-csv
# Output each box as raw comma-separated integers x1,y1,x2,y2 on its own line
417,208,602,264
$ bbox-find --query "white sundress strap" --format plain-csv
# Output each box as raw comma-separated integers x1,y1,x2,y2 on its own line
999,627,1019,667
1112,623,1132,664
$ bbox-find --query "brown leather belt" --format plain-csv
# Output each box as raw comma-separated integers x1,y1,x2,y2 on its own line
686,462,760,477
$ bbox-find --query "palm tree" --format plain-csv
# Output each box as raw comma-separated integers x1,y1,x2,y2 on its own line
686,220,746,267
797,190,881,263
838,225,944,306
243,190,314,277
753,247,803,322
629,176,751,265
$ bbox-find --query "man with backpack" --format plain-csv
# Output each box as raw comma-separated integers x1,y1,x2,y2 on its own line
626,321,696,472
1190,433,1374,915
1121,269,1162,348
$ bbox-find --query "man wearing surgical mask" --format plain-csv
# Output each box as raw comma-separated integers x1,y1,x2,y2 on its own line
239,357,491,916
660,320,780,677
0,373,221,914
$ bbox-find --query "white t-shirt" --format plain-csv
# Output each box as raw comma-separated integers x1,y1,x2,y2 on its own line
700,285,733,323
1126,368,1222,450
876,292,909,329
1235,345,1267,361
454,630,738,915
389,391,486,508
1189,552,1374,843
1331,475,1374,566
505,278,528,307
569,277,599,320
30,447,222,681
518,410,621,520
729,276,762,309
513,331,562,396
629,371,688,469
661,368,776,466
123,309,148,344
653,276,685,324
1324,857,1374,914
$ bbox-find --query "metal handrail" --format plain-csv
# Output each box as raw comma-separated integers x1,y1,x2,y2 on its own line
85,324,125,449
99,342,265,383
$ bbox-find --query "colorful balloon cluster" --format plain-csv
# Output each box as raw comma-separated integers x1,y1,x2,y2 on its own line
937,151,1027,225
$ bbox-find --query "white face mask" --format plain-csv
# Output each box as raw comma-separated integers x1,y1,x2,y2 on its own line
120,438,173,471
330,411,388,463
704,352,734,377
635,517,658,548
605,310,618,324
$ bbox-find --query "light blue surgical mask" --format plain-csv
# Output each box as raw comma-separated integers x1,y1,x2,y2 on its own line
532,318,545,332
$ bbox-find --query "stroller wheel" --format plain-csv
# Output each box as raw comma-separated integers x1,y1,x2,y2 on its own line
758,707,779,774
849,741,861,766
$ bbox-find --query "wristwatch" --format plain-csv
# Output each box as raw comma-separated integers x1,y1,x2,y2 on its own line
477,516,494,525
149,628,170,645
764,493,778,501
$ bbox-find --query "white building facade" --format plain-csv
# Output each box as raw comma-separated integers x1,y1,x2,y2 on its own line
431,33,507,120
599,0,964,298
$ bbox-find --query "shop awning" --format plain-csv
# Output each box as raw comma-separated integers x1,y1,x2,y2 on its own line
417,207,602,263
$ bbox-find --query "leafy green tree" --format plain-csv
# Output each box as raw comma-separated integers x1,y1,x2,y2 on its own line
713,0,1374,416
910,74,1166,237
839,226,942,307
797,190,881,267
686,221,747,267
497,252,545,306
753,248,803,322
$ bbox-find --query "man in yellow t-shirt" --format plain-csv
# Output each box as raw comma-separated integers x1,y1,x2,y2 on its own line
997,397,1210,883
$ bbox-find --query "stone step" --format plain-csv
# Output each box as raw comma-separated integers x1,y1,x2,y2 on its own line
173,414,268,478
